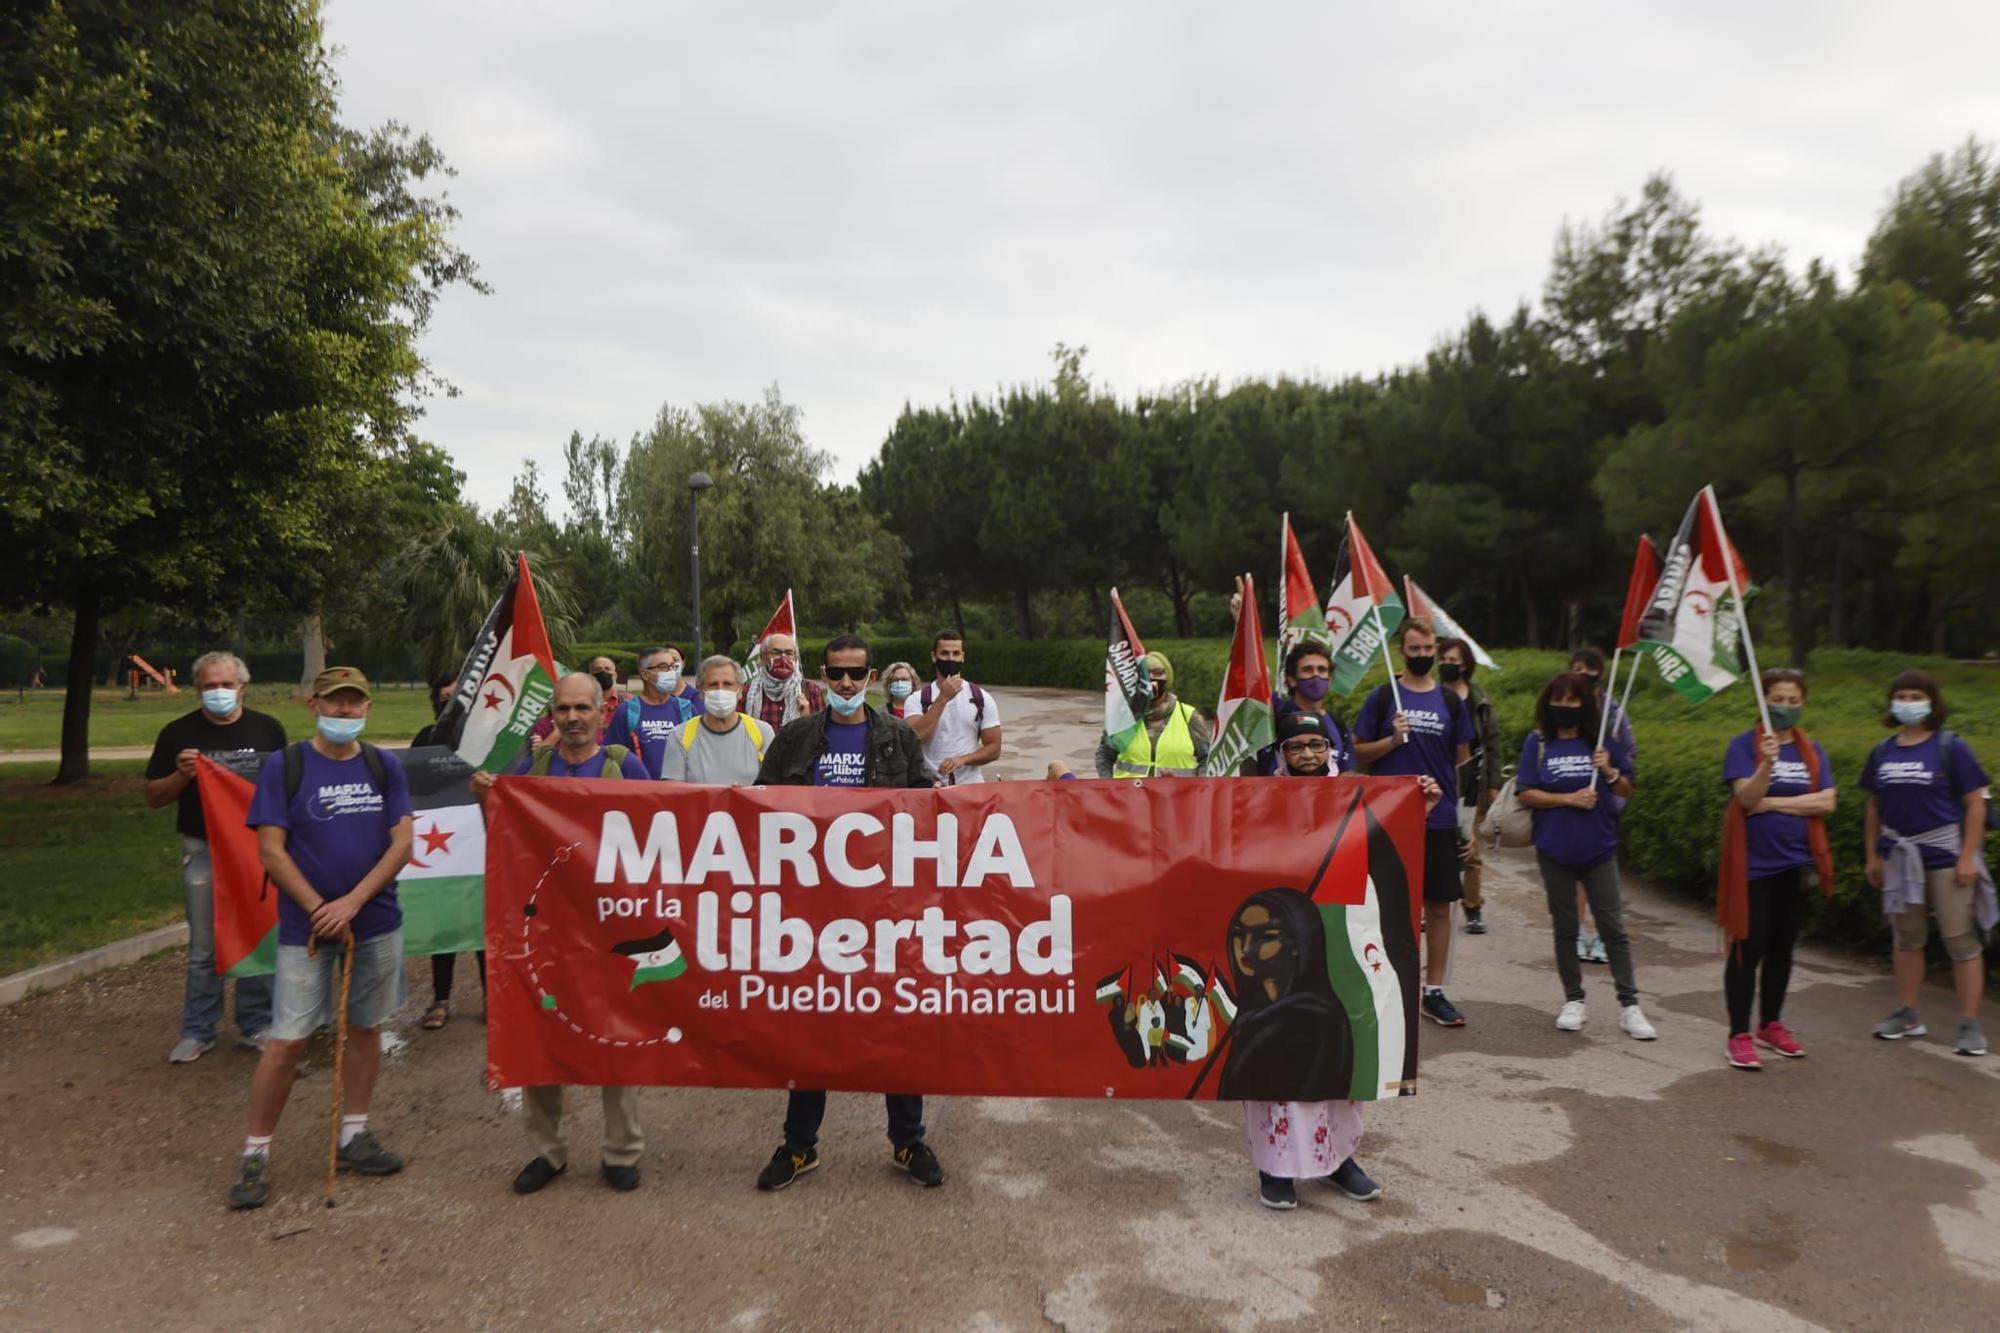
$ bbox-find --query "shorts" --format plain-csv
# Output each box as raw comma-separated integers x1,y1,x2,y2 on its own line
270,929,407,1040
1423,826,1464,905
1891,866,1984,961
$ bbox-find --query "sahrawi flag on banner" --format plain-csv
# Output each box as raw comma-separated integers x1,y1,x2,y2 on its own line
195,746,485,976
1202,572,1275,776
1323,512,1403,695
1103,587,1151,752
1636,486,1755,704
432,552,560,773
1276,513,1329,663
1402,576,1498,671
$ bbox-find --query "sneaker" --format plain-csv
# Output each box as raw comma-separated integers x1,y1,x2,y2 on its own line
1575,934,1598,962
601,1163,641,1191
236,1031,269,1053
1872,1007,1926,1041
1755,1020,1805,1058
1464,909,1487,936
168,1037,214,1064
1619,1005,1657,1041
1555,1000,1586,1031
1324,1158,1383,1201
1586,936,1609,964
1421,991,1467,1027
228,1154,272,1210
512,1156,565,1194
1957,1019,1988,1057
756,1143,819,1191
893,1141,944,1187
1258,1172,1298,1210
1726,1034,1763,1070
336,1129,403,1176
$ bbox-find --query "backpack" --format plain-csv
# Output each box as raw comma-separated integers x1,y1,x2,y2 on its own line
527,743,635,779
679,715,768,758
623,694,693,735
282,740,387,802
918,680,988,728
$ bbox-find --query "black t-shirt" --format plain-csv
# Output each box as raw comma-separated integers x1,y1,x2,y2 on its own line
146,708,289,838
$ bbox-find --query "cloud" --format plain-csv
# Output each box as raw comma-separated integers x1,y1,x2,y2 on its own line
321,0,2000,510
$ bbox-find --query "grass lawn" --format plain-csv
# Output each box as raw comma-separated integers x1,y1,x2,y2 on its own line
0,760,190,975
0,684,437,753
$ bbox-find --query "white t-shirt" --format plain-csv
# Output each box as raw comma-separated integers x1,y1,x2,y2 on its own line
918,679,1001,785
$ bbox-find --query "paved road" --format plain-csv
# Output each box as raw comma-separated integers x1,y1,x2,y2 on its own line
3,687,1997,1329
0,746,152,764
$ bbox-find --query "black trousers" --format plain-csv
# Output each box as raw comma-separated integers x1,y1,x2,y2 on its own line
431,951,486,1002
783,1091,925,1151
1724,869,1804,1036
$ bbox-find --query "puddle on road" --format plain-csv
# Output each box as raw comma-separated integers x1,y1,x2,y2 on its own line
1735,1133,1812,1167
1724,1224,1801,1272
1421,1270,1504,1309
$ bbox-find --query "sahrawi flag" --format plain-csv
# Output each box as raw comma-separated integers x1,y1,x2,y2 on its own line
1315,791,1415,1101
1202,572,1275,776
613,924,687,988
755,588,796,646
1636,486,1755,704
1402,576,1499,671
1102,588,1151,751
195,746,485,977
1323,512,1403,694
433,552,560,773
1276,513,1329,662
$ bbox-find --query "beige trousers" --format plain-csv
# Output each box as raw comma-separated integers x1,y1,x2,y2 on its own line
523,1085,645,1168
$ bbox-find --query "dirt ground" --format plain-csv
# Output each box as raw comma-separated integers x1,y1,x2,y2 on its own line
3,687,1997,1330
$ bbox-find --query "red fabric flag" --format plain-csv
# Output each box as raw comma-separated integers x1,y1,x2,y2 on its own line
755,590,796,645
1344,513,1397,605
1697,486,1751,589
1615,536,1662,650
195,757,277,977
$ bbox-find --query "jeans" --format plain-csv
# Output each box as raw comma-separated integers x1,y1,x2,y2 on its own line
783,1091,926,1151
1535,853,1639,1007
181,836,272,1042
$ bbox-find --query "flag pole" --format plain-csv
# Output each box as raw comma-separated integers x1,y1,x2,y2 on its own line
1374,602,1404,720
1707,486,1773,735
1590,646,1622,792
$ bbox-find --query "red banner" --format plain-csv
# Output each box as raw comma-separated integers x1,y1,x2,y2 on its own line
484,775,1425,1101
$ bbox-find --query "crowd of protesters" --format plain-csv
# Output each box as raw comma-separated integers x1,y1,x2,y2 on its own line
143,626,1990,1215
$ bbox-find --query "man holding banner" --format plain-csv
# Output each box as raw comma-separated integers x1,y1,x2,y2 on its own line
474,672,652,1194
752,634,945,1191
228,668,412,1210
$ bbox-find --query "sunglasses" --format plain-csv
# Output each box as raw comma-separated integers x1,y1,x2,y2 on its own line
822,664,872,682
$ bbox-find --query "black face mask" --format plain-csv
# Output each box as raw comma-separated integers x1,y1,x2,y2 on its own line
1403,654,1435,678
1548,704,1584,731
1438,662,1464,683
933,658,964,677
592,670,616,694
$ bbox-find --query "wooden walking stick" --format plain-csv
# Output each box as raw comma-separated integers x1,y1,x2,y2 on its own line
325,941,355,1208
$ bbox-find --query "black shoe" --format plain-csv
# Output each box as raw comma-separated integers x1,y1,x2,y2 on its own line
893,1140,944,1187
1464,909,1487,935
1257,1172,1297,1210
512,1156,566,1194
228,1154,272,1210
756,1143,820,1191
1421,990,1467,1027
1324,1157,1383,1201
336,1129,403,1176
601,1163,640,1192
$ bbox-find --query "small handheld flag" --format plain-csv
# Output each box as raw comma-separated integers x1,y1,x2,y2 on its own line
431,552,560,774
1102,589,1152,752
1202,572,1275,776
1402,576,1498,672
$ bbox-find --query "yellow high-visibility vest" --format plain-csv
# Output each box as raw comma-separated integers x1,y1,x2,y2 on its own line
1114,702,1198,777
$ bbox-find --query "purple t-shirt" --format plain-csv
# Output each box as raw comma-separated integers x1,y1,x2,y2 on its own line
1518,731,1633,869
247,745,413,946
813,720,870,787
1358,682,1474,829
605,696,695,778
1723,730,1830,878
509,747,651,781
1861,732,1988,868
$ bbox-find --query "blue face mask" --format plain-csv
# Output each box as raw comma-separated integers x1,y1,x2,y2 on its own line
653,667,681,694
200,688,239,718
317,715,366,744
1891,698,1932,726
826,689,866,718
888,681,914,701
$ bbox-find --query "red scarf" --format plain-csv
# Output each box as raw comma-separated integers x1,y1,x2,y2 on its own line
1717,725,1834,946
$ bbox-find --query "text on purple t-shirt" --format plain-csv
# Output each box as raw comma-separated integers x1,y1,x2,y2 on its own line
1722,730,1830,878
1517,731,1633,869
813,720,870,787
246,745,412,946
1358,682,1473,829
1861,732,1988,868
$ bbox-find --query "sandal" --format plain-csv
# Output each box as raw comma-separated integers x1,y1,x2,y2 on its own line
420,1000,450,1030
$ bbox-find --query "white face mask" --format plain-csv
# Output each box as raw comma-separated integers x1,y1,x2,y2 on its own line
703,688,738,720
652,666,682,694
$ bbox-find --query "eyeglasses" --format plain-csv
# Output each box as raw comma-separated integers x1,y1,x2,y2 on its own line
822,664,872,682
765,646,799,659
1281,739,1330,754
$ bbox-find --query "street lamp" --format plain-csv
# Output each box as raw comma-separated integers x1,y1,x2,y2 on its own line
688,471,714,663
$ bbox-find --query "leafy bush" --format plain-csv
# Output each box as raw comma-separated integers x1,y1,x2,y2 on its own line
0,635,42,690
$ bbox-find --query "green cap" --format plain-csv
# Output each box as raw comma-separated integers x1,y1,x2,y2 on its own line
311,666,372,700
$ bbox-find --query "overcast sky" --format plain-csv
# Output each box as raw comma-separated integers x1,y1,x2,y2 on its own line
323,1,2000,512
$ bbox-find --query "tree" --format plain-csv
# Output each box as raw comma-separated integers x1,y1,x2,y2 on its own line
1862,137,2000,342
0,1,480,780
377,504,580,677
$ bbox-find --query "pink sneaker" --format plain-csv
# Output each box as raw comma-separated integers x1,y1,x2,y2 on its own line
1727,1034,1763,1070
1756,1020,1805,1058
